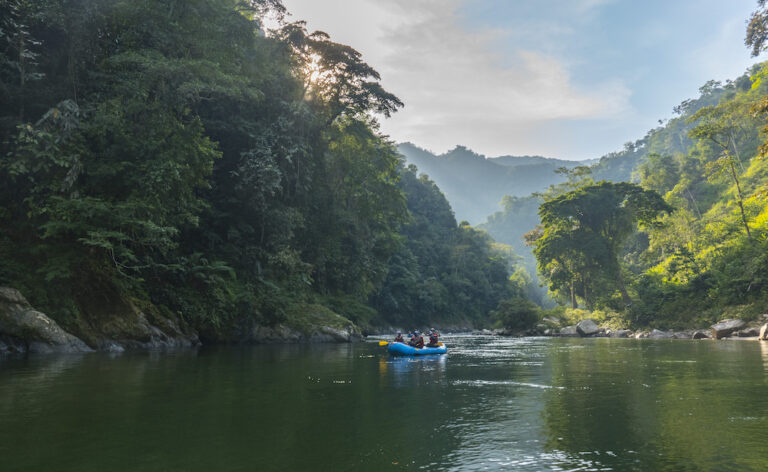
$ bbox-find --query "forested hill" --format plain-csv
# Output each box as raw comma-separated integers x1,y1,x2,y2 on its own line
0,0,524,349
397,142,591,224
488,55,768,329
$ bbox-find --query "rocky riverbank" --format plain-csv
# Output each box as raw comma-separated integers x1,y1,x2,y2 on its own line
500,316,768,341
0,287,362,356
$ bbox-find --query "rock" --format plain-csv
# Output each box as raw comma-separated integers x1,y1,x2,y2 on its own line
559,325,579,337
542,316,561,325
0,287,92,354
710,319,746,339
576,319,600,337
0,333,28,355
692,330,710,339
609,329,631,338
648,329,674,339
673,330,693,339
543,329,554,336
760,323,768,341
738,327,759,337
634,331,649,339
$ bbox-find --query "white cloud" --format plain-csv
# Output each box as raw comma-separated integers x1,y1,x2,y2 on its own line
280,0,631,157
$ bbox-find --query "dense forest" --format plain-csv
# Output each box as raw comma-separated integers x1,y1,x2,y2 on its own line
485,7,768,329
0,0,521,345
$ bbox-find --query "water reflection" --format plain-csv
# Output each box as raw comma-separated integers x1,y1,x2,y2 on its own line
1,338,768,471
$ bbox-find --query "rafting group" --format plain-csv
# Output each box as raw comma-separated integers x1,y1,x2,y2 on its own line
387,329,447,355
394,329,440,348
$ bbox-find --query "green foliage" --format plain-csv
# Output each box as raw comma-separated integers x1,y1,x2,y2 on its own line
532,182,672,308
491,297,540,332
0,0,523,339
369,165,522,327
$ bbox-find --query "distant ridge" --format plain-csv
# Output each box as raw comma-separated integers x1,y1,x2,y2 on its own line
397,143,593,224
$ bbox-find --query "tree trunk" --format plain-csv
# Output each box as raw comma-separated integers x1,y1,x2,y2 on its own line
615,266,632,306
570,280,576,309
729,160,751,239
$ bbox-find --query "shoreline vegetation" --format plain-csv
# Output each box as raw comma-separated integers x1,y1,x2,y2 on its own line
4,1,768,356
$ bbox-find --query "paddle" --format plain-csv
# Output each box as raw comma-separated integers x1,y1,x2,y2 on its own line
378,340,390,346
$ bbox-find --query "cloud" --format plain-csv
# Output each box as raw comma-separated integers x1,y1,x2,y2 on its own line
280,0,631,157
372,0,631,154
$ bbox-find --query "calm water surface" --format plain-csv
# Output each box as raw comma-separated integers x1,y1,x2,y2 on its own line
2,336,768,471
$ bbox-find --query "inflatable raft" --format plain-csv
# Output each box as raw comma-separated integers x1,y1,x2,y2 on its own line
387,342,447,356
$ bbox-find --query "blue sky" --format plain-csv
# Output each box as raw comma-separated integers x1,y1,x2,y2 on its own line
279,0,763,160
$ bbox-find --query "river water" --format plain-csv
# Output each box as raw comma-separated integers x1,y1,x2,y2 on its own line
2,335,768,471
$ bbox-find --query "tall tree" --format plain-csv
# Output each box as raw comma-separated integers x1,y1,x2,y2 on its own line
533,182,672,307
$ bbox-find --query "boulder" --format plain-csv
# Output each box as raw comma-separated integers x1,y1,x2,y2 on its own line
673,330,693,339
692,330,710,339
609,329,631,338
0,287,92,354
648,329,674,339
634,331,649,339
760,323,768,341
576,319,600,337
738,327,759,337
542,316,561,325
559,325,579,337
710,319,746,339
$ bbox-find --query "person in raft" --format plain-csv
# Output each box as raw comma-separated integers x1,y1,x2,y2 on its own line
426,329,440,347
408,331,425,348
394,331,405,343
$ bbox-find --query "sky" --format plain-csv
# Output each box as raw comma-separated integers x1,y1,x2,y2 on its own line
277,0,764,160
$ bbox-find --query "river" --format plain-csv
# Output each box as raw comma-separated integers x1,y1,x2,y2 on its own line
1,336,768,471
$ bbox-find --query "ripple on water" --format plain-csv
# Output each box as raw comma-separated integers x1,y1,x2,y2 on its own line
451,379,565,390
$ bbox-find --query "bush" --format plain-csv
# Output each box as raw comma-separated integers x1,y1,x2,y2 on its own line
491,297,540,332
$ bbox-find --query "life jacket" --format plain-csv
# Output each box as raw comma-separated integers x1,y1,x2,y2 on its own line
428,334,439,345
414,336,424,348
394,334,404,343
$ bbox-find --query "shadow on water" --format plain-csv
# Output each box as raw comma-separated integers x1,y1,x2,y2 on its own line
1,337,768,471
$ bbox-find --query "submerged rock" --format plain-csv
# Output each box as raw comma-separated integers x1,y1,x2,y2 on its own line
576,319,600,337
710,319,746,339
608,329,631,338
648,329,674,339
559,325,579,337
0,287,92,354
738,328,759,337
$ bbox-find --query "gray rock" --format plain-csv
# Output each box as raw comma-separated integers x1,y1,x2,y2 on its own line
559,325,579,337
710,319,746,339
673,330,693,339
648,329,674,339
738,327,759,337
634,331,649,339
760,323,768,341
609,329,631,338
0,333,27,355
576,319,600,337
542,316,561,325
0,288,92,354
692,330,710,339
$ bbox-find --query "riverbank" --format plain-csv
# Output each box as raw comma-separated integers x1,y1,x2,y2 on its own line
0,287,362,356
496,316,768,341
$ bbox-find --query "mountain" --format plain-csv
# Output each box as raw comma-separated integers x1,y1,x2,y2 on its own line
397,143,591,224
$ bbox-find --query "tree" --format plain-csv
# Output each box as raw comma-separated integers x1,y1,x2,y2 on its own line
533,182,672,307
689,99,759,238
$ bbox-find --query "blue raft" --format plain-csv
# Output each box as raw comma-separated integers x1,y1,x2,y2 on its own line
387,342,447,356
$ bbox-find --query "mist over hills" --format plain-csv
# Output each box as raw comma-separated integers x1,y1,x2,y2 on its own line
397,143,595,224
